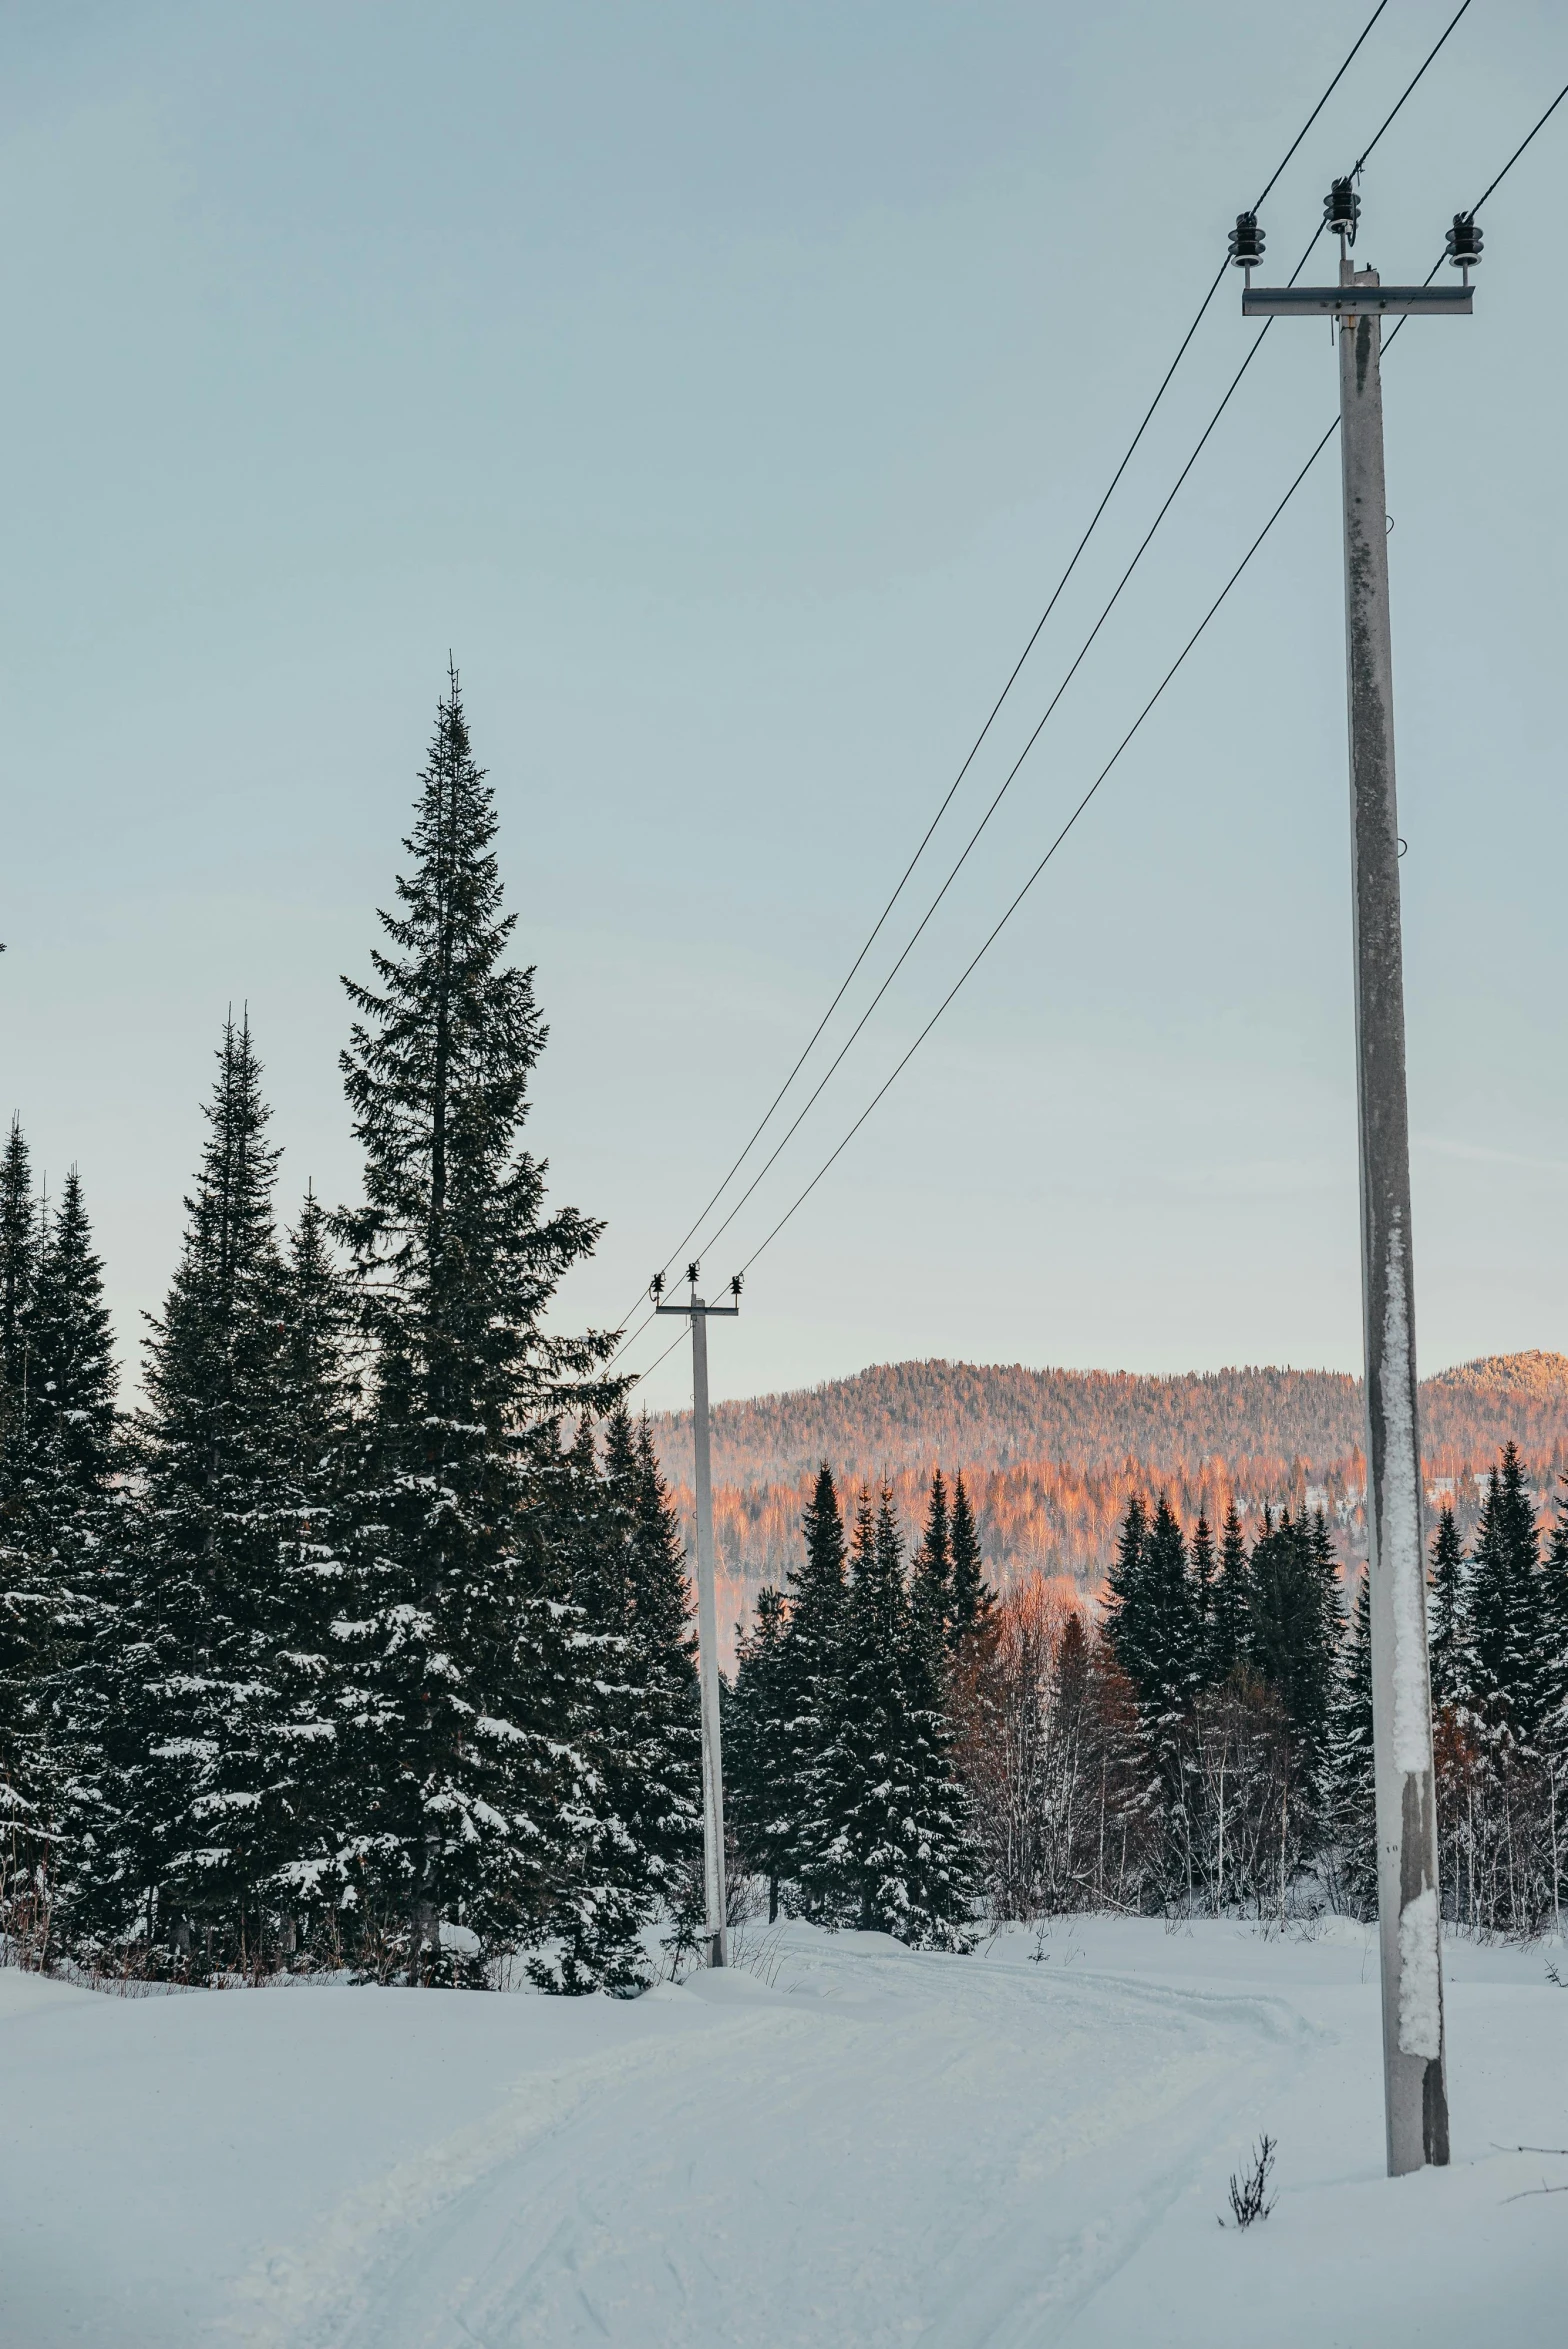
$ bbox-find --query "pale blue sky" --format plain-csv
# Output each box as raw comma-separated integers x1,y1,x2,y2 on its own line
3,0,1564,1409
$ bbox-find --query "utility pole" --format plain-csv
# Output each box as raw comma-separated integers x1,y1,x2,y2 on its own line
1233,182,1480,2177
652,1262,742,1967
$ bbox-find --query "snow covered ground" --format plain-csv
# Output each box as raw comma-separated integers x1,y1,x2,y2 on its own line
2,1918,1564,2348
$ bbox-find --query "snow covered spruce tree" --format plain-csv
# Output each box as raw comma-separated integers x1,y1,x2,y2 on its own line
910,1469,951,1641
769,1463,849,1910
1104,1493,1203,1894
0,1130,125,1945
0,1115,45,1898
530,1409,700,1991
12,1167,124,1954
333,668,631,1986
947,1473,993,1652
108,1016,346,1971
1323,1563,1376,1916
805,1487,973,1946
1427,1504,1467,1717
729,1583,790,1919
1207,1500,1251,1685
607,1410,701,1909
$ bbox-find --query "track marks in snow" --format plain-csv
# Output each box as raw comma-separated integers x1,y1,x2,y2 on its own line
227,1937,1313,2349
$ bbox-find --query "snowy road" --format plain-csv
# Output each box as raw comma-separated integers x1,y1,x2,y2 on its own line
2,1921,1565,2347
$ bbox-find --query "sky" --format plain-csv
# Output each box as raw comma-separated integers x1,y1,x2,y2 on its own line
2,0,1565,1411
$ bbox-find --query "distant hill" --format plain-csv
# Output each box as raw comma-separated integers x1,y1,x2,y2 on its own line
646,1354,1568,1642
650,1352,1568,1492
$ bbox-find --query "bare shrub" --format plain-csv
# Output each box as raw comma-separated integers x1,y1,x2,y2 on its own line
1221,2134,1277,2229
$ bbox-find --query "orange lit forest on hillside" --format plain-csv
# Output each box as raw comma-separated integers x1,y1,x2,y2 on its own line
646,1353,1568,1644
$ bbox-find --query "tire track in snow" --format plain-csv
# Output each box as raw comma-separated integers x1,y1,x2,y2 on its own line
226,1939,1319,2349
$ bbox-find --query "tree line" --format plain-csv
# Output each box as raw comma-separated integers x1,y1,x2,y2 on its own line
729,1454,1568,1938
0,676,703,1990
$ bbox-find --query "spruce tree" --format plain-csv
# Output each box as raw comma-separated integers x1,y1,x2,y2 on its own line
1464,1444,1543,1746
0,1124,46,1921
256,1187,357,1950
546,1406,700,1972
1248,1509,1334,1764
911,1470,951,1644
1542,1479,1568,1925
0,1115,36,1460
525,1417,661,1994
807,1487,971,1946
0,1123,39,1788
18,1169,122,1949
1306,1507,1344,1670
0,1117,42,1760
1325,1565,1376,1915
622,1414,702,1899
113,1014,293,1966
334,668,622,1982
729,1584,790,1919
1107,1494,1201,1722
1190,1511,1216,1639
1207,1499,1250,1686
772,1463,849,1904
1427,1505,1466,1717
1103,1494,1149,1686
947,1473,993,1649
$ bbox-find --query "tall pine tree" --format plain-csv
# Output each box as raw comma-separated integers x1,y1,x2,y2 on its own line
112,1015,294,1967
1427,1505,1466,1718
1463,1444,1544,1748
911,1470,951,1644
771,1463,849,1907
1207,1499,1250,1686
806,1487,971,1946
334,668,622,1982
17,1169,122,1951
947,1473,993,1650
729,1583,790,1920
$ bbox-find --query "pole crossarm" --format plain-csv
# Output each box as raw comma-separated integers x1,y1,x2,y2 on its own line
1243,284,1472,316
653,1303,741,1317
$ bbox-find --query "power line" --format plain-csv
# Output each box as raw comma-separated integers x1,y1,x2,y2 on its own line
1465,78,1568,214
1255,0,1392,209
717,80,1568,1288
619,79,1568,1395
679,233,1334,1273
624,1322,691,1392
1352,0,1475,176
728,420,1343,1281
671,10,1492,1280
606,0,1405,1338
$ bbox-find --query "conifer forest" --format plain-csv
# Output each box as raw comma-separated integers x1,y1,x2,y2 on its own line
4,678,1568,1988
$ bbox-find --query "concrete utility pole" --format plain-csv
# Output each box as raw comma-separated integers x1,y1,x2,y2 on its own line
653,1263,742,1967
1236,181,1478,2177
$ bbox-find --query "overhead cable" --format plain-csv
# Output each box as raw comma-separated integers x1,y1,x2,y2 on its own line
606,0,1406,1345
1352,0,1475,177
669,0,1491,1280
704,78,1565,1294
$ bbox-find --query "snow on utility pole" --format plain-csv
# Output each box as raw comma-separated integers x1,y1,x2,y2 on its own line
652,1263,742,1967
1233,180,1480,2175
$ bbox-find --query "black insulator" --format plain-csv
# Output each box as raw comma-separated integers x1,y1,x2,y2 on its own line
686,1260,701,1286
1227,210,1265,270
1445,211,1482,270
649,1271,665,1301
1324,177,1360,242
730,1273,743,1299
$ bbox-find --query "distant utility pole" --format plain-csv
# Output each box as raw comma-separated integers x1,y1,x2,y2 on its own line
653,1262,743,1968
1232,181,1480,2177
